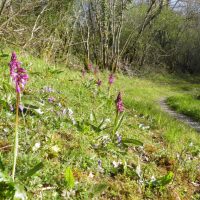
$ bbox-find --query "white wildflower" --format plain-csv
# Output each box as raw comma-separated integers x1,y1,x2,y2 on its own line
3,128,9,133
105,118,111,123
67,108,76,125
189,142,193,147
14,191,27,200
32,142,41,152
112,161,122,168
34,108,43,115
100,118,111,129
66,190,75,199
51,145,60,153
88,172,94,178
68,108,73,116
90,113,94,121
151,175,156,181
71,118,76,125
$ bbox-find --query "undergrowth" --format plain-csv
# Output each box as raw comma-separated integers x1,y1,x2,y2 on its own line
0,50,199,199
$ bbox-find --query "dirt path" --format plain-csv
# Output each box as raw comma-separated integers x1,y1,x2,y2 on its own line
159,98,200,132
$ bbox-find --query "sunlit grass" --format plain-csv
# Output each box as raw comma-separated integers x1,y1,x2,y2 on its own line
0,50,199,199
167,94,200,121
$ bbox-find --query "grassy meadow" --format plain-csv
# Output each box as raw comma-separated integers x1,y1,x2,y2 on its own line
167,94,200,122
0,51,199,199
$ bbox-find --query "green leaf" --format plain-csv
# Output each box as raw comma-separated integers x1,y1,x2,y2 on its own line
90,124,101,132
98,118,105,130
0,54,9,57
0,99,8,108
65,167,75,189
122,138,143,146
146,171,174,188
0,157,5,171
115,112,125,132
158,171,174,186
23,162,44,179
92,111,98,124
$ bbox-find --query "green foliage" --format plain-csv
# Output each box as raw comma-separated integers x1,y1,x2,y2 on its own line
0,171,27,200
0,52,199,199
65,167,75,189
23,162,44,179
146,171,174,188
167,94,200,121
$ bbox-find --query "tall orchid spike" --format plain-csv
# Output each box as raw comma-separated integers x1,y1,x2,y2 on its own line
9,52,29,93
115,92,124,113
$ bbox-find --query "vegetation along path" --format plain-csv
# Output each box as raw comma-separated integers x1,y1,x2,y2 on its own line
159,98,200,132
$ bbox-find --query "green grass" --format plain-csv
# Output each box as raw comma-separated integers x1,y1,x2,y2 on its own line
0,50,199,199
167,94,200,122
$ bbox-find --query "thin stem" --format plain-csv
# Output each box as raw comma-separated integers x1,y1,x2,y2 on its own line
12,92,20,181
112,111,119,138
108,85,111,98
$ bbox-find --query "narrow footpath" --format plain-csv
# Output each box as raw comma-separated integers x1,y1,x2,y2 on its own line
159,98,200,132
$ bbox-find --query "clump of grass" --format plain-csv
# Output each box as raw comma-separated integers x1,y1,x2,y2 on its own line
167,94,200,121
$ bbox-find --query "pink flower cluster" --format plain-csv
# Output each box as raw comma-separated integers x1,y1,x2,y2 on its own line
115,92,124,113
109,74,114,85
9,52,29,93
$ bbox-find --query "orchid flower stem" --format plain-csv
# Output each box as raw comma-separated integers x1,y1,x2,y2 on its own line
113,111,119,137
12,92,20,181
108,86,111,98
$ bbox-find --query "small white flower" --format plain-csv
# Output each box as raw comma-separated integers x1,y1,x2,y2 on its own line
100,118,111,129
105,118,111,123
90,113,94,121
71,118,77,125
102,135,110,140
98,166,104,173
14,190,27,200
68,108,73,116
136,164,141,178
112,161,122,168
32,142,41,151
66,189,75,198
88,172,94,178
34,108,43,115
139,124,143,128
191,182,200,187
51,145,60,153
3,128,9,133
151,175,156,181
62,108,67,115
